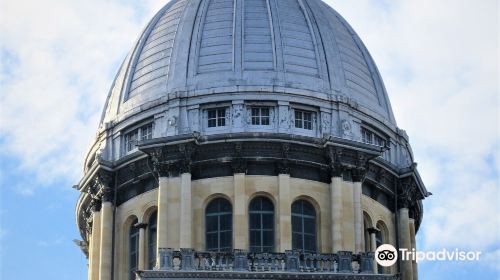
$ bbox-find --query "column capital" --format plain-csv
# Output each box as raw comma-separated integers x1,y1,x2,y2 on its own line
178,143,195,174
351,167,367,183
89,170,114,203
135,222,148,230
398,179,419,209
90,199,102,212
101,187,114,203
276,161,290,175
276,143,291,174
367,227,379,235
231,160,247,174
149,147,171,177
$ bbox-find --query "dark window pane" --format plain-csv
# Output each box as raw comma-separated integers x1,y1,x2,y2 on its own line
304,235,316,252
304,112,312,121
248,197,275,251
208,119,216,128
291,200,317,253
148,212,157,269
206,216,218,232
292,233,302,249
295,111,302,121
250,230,261,246
304,218,315,234
129,219,139,280
292,216,302,232
303,203,315,216
249,214,261,229
205,198,232,251
220,214,231,230
206,233,218,250
261,198,274,211
262,214,273,229
263,230,274,246
252,108,258,115
220,231,231,248
261,108,269,116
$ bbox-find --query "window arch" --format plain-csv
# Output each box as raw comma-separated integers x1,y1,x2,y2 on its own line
129,218,139,280
291,200,317,253
147,211,157,269
205,198,232,252
249,196,275,252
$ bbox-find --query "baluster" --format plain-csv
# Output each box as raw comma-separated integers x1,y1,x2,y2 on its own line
303,254,310,272
270,254,277,271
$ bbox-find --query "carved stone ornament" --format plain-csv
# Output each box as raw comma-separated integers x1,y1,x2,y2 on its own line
277,161,290,175
327,146,344,177
341,119,352,139
398,179,419,209
101,186,114,202
178,144,195,174
149,147,170,177
167,116,177,127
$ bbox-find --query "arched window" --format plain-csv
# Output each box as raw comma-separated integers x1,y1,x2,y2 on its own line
129,218,139,280
249,196,275,252
291,200,317,253
147,211,157,269
205,198,232,251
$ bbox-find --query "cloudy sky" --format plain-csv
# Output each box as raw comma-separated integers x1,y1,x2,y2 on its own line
0,0,498,279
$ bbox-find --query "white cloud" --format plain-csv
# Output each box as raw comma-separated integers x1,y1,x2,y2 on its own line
0,0,162,190
329,0,499,263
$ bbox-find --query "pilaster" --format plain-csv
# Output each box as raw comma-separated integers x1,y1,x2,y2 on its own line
330,176,343,252
99,199,113,280
409,218,418,280
157,176,169,262
353,180,363,253
233,173,247,249
278,173,291,251
398,208,413,280
90,202,101,280
179,172,192,248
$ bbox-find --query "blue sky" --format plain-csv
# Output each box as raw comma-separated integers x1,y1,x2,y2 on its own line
0,0,498,279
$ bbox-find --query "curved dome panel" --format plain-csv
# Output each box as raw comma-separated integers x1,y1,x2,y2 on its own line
101,0,396,126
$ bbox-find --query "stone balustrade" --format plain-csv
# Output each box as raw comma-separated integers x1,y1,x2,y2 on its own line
134,248,395,279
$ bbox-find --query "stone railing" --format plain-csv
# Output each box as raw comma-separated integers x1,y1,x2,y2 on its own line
160,248,376,272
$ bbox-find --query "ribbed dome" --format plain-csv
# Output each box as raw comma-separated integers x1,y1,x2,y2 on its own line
100,0,396,127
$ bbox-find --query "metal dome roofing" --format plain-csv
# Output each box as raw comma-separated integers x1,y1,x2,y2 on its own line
100,0,396,127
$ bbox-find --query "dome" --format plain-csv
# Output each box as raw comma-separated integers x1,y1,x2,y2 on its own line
100,0,396,129
76,2,429,279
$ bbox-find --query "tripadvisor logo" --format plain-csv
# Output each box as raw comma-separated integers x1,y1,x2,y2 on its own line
375,244,398,267
374,244,482,267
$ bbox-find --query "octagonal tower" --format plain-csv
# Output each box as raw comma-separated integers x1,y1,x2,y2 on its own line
75,1,429,280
